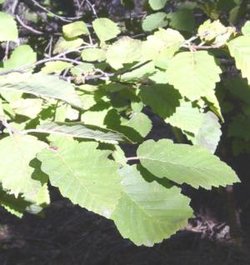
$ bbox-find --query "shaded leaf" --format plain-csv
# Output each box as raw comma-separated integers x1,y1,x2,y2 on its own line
32,122,126,144
142,12,168,32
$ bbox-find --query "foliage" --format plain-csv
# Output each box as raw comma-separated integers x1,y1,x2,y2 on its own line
0,0,249,246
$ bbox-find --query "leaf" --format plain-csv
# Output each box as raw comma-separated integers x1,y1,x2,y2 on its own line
120,61,155,81
167,9,195,32
41,61,72,74
197,20,235,47
165,101,204,135
167,51,222,100
81,48,106,62
142,12,168,32
0,11,18,41
93,18,120,42
111,165,193,246
142,28,184,69
10,98,43,119
0,135,47,197
0,189,30,218
37,138,122,218
186,111,222,153
228,35,250,84
137,139,239,189
3,45,36,70
0,73,82,108
149,0,168,10
121,112,152,138
63,21,89,38
242,21,250,36
32,122,126,144
53,37,83,54
139,84,181,118
106,37,142,69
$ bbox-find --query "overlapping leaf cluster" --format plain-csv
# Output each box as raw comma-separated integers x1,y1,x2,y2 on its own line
0,0,248,246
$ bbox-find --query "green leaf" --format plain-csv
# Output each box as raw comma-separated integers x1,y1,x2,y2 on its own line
167,51,222,100
228,35,250,84
198,20,235,47
167,9,195,32
10,98,43,119
106,37,142,69
53,37,83,54
3,45,36,70
81,48,106,62
0,189,30,218
0,135,47,197
37,138,122,218
139,84,181,118
63,21,89,38
0,12,18,41
137,139,239,189
93,18,120,42
120,61,155,82
32,122,126,144
186,111,222,153
142,12,168,32
149,0,168,10
41,61,72,74
121,112,152,138
0,73,82,108
165,101,204,135
142,28,184,69
242,21,250,36
111,165,193,246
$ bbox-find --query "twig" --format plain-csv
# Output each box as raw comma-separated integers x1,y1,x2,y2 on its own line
16,15,43,35
30,0,82,22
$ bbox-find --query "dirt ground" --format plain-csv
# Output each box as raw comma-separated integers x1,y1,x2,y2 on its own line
0,193,250,265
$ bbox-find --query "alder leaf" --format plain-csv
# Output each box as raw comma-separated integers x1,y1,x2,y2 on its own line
81,48,106,62
139,84,181,118
33,122,126,144
0,73,82,108
106,37,142,69
93,18,120,42
41,61,72,74
0,135,47,197
148,0,168,10
0,12,18,41
63,21,89,38
137,139,239,189
167,51,222,100
142,12,168,32
37,139,122,218
3,45,36,70
111,165,193,246
142,28,184,69
228,35,250,84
